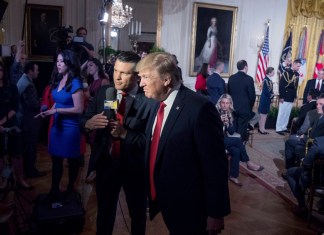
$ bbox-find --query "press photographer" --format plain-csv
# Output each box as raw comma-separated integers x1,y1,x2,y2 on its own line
56,26,94,67
75,26,95,65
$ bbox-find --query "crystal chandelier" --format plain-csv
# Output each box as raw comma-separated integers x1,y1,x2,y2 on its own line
111,0,133,29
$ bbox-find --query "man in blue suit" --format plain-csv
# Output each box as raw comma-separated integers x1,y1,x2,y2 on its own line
137,52,230,235
206,61,226,105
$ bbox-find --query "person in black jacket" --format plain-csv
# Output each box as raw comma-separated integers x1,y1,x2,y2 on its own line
137,52,230,235
81,51,154,235
290,88,318,134
228,60,256,141
286,136,324,216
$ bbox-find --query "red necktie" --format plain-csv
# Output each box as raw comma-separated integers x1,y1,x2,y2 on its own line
116,92,127,123
317,80,321,91
111,92,128,158
149,102,166,200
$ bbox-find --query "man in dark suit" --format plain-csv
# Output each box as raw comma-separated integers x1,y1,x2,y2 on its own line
286,135,324,216
276,59,301,134
81,52,153,235
228,60,256,141
302,68,324,104
206,61,225,105
137,52,230,235
290,88,318,134
284,96,324,171
16,62,46,178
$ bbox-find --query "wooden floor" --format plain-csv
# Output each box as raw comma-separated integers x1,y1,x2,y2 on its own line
1,142,324,235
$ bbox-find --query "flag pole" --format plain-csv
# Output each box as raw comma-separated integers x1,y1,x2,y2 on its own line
255,19,270,91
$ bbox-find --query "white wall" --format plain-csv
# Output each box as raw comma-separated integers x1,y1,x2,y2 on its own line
2,0,157,57
2,0,101,56
2,0,288,91
160,0,288,92
117,0,158,51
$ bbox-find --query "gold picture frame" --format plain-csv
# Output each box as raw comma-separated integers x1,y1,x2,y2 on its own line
190,3,237,77
25,4,63,61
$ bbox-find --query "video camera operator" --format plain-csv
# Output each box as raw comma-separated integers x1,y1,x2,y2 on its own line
0,61,32,191
75,27,95,66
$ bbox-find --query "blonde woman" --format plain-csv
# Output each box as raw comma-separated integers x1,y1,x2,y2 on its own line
216,94,264,186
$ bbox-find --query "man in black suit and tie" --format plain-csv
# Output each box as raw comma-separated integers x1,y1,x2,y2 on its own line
206,61,225,105
81,52,154,235
228,60,256,141
137,52,230,235
302,68,324,104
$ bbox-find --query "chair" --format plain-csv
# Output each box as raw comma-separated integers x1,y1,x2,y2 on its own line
304,158,324,228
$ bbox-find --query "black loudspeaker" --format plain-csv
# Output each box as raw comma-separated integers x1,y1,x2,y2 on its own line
33,193,85,235
0,0,8,21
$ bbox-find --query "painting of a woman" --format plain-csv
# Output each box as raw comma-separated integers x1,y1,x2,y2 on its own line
195,17,218,69
190,3,237,77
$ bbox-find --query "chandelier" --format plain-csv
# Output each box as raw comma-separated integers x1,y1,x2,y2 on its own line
111,0,133,29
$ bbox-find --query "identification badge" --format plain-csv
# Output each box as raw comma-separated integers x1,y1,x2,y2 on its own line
104,100,118,110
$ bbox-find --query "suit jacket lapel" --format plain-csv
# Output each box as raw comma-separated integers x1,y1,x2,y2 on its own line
124,95,134,121
155,86,185,165
123,87,143,124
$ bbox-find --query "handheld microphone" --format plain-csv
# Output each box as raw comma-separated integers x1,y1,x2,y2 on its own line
104,87,117,120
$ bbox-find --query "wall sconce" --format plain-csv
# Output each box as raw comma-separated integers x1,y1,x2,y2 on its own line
257,35,264,48
111,28,118,38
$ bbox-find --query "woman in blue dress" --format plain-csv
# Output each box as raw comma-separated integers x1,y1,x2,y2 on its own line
258,67,275,134
40,50,84,202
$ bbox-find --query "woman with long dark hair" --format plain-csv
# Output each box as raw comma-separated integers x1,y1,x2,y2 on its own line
39,50,84,202
86,58,109,98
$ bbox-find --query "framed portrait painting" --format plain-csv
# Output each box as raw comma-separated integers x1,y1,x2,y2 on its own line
25,4,62,61
190,3,237,77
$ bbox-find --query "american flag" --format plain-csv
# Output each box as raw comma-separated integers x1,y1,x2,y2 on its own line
256,26,270,85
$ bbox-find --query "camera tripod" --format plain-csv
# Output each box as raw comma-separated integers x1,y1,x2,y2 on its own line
0,126,36,234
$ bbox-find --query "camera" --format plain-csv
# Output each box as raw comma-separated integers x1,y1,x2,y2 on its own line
57,25,74,50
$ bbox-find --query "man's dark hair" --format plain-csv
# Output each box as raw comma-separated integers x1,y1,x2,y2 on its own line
116,51,141,74
294,59,302,64
266,67,274,75
116,51,141,64
318,93,324,99
23,62,37,74
237,60,248,70
308,88,320,100
76,27,87,36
